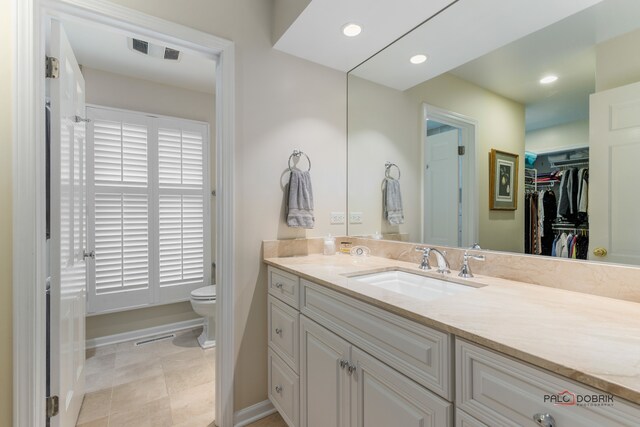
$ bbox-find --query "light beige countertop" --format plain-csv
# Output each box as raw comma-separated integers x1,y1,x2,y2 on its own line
264,253,640,406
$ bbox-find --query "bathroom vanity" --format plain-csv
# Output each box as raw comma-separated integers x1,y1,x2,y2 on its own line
263,252,640,427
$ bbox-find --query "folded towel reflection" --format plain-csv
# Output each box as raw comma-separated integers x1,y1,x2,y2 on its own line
383,177,404,225
287,169,315,228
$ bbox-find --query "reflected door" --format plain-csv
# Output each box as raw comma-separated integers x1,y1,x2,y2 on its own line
424,122,461,246
49,19,87,427
590,81,640,265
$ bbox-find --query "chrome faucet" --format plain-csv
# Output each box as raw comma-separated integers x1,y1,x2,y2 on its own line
415,247,451,274
458,250,485,278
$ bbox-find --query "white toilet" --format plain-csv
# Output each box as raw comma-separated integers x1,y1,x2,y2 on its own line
190,285,217,349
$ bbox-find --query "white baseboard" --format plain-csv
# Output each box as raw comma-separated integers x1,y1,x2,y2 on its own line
86,318,205,349
234,400,277,427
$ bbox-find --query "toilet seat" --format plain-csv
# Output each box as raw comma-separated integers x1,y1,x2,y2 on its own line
191,285,216,301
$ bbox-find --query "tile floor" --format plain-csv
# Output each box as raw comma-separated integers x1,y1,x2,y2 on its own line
78,327,287,427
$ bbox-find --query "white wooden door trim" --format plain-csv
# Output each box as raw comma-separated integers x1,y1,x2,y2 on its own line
13,1,236,426
421,104,479,247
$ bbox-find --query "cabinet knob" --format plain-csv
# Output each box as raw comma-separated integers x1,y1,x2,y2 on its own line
533,413,556,427
347,363,356,375
339,359,348,369
275,328,282,335
275,282,284,289
275,385,283,394
593,247,608,257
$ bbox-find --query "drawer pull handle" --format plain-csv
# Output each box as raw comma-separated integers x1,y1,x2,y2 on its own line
275,282,284,289
275,328,282,335
275,385,283,394
533,413,556,427
339,359,348,369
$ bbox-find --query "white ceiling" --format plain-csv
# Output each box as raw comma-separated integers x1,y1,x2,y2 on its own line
63,19,217,94
274,0,457,72
350,0,603,91
450,0,640,130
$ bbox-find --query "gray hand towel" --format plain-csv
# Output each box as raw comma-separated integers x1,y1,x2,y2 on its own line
383,177,404,225
287,169,315,229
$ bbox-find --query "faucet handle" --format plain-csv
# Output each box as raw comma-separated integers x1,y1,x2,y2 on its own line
415,246,430,254
459,250,485,278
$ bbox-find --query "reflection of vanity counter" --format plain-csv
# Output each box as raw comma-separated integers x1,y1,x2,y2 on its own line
263,251,640,426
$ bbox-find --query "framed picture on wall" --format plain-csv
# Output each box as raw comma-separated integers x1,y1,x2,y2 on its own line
489,149,519,210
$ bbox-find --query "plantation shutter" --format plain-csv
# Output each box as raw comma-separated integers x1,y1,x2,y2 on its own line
157,119,208,302
86,107,210,313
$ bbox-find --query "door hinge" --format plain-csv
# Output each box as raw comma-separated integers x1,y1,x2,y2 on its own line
46,395,59,418
458,146,466,156
46,57,60,79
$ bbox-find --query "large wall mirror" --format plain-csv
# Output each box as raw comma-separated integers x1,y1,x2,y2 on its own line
347,0,640,266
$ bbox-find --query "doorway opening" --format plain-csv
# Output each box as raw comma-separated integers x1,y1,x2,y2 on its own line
422,104,478,248
14,1,235,426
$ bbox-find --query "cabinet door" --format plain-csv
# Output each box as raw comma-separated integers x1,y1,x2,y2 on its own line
350,347,452,427
300,316,351,427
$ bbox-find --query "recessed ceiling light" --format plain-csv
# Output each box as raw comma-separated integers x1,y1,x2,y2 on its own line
540,75,558,84
342,23,362,37
410,54,428,65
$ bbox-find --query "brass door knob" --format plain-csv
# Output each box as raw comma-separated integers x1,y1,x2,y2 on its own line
593,247,608,257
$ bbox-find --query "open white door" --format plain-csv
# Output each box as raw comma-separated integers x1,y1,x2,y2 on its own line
590,81,640,265
48,19,87,427
424,127,460,246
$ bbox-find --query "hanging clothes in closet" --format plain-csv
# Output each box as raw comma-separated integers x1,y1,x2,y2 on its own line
525,189,557,255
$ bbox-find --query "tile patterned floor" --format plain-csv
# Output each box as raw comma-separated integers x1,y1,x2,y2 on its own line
78,328,287,427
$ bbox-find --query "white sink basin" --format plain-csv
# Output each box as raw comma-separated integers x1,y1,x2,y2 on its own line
350,270,476,301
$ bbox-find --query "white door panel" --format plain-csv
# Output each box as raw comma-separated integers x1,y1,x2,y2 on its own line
590,81,640,265
49,19,86,427
425,128,459,246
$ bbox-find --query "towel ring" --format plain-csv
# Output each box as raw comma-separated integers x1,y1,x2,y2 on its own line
288,150,311,172
385,162,400,180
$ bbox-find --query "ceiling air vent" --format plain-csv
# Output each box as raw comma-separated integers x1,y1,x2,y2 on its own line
164,47,181,61
132,38,149,55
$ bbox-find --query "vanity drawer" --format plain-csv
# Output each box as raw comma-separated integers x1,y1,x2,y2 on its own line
300,279,452,400
269,266,300,309
268,295,299,372
456,339,640,427
269,349,300,427
455,409,487,427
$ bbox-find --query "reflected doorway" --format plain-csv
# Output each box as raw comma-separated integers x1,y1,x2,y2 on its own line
422,105,478,248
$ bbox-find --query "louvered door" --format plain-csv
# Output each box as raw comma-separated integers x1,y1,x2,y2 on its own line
86,106,210,313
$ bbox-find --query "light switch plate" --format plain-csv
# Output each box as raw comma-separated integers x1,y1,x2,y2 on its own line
349,212,363,224
330,212,345,224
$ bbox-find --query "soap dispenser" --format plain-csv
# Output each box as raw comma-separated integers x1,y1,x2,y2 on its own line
323,234,336,255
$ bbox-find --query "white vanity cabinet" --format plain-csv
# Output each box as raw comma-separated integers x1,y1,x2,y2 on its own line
456,339,640,427
267,265,640,427
268,266,453,427
299,316,451,427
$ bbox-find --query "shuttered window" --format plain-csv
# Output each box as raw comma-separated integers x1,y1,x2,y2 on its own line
86,106,210,314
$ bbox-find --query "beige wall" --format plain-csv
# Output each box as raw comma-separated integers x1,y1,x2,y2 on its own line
348,76,421,240
408,74,525,253
348,73,525,253
0,0,13,424
596,27,640,92
102,0,347,411
525,120,589,153
86,302,197,340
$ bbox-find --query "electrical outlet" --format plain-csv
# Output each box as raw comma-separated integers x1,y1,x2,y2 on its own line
349,212,363,224
330,212,346,224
